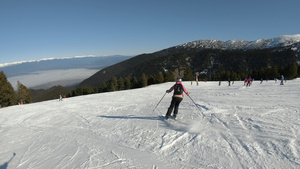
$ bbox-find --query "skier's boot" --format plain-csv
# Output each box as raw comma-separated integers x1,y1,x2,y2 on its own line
173,114,177,119
165,107,173,120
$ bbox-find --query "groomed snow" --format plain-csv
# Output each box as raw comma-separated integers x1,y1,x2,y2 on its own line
1,79,300,168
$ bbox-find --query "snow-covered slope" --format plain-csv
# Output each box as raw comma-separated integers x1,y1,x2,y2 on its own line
179,34,300,50
1,79,300,168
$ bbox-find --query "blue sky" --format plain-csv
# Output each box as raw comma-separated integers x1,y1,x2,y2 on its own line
1,0,299,64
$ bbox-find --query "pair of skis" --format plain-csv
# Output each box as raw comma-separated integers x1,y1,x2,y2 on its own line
153,93,205,120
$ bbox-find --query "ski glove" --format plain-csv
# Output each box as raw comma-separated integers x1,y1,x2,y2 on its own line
166,90,170,93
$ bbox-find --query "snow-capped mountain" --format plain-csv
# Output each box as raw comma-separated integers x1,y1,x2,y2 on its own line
81,34,300,87
178,34,300,50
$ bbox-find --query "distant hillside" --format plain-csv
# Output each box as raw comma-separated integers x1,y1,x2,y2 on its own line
29,86,72,102
80,35,300,87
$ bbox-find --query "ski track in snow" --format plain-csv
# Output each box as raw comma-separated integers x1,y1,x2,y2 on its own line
0,79,300,168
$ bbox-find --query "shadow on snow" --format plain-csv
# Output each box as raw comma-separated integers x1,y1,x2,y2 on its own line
97,115,164,121
0,153,16,169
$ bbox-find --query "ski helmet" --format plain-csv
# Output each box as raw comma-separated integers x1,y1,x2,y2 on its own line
176,78,182,82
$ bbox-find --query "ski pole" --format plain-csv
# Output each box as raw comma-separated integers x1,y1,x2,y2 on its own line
153,92,167,112
188,95,206,118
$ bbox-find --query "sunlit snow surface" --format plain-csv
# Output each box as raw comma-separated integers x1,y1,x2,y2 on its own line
1,79,300,168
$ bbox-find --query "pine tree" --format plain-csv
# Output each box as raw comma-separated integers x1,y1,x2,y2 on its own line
155,72,164,83
75,86,94,95
107,76,118,91
286,62,298,79
17,81,32,104
164,71,175,82
139,73,148,87
183,67,194,81
0,71,17,107
131,77,139,89
98,82,108,93
70,90,77,97
269,66,279,79
118,77,125,90
147,74,156,85
124,77,132,90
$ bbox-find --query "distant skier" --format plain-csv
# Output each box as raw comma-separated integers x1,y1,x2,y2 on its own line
280,75,284,85
219,81,221,86
244,78,248,86
228,78,231,86
59,95,63,101
247,77,252,87
165,78,189,119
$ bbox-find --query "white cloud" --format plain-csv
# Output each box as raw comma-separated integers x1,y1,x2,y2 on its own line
0,55,99,68
8,68,99,89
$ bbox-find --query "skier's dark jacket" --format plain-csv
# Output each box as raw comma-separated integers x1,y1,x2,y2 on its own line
166,81,189,98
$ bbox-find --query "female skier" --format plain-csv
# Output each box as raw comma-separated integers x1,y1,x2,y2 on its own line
165,78,189,119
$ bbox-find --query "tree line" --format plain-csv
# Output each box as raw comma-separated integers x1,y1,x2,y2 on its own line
1,61,299,107
68,62,299,97
208,62,299,81
0,71,32,108
68,72,175,97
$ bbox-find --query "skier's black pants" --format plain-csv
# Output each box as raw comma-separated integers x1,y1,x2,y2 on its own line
166,97,183,117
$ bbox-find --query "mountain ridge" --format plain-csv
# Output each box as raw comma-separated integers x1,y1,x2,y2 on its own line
80,34,300,87
177,34,300,50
